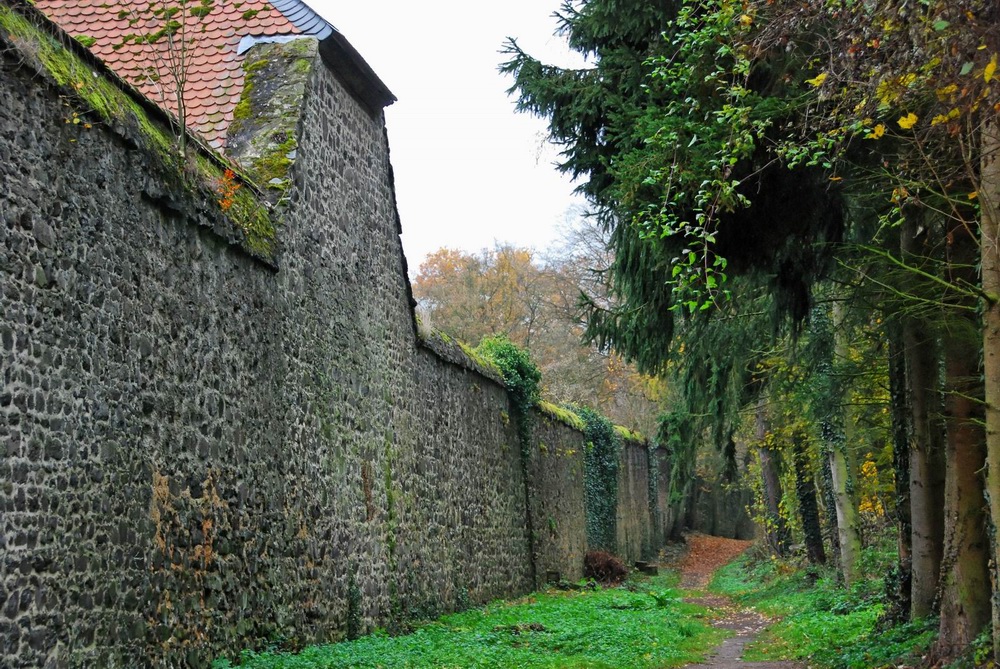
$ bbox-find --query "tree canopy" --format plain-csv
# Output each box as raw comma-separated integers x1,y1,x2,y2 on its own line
504,0,1000,661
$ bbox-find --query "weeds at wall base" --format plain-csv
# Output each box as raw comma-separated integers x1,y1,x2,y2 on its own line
213,573,725,669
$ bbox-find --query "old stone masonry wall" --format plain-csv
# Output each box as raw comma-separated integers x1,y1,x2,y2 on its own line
0,6,670,668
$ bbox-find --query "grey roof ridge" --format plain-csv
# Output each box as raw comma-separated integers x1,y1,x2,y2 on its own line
267,0,396,110
267,0,334,39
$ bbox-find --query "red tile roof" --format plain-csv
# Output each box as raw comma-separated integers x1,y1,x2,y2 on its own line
35,0,307,150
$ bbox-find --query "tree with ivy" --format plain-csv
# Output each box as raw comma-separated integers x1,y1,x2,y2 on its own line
735,0,998,656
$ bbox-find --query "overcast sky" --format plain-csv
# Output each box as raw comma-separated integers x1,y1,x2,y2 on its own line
307,0,587,273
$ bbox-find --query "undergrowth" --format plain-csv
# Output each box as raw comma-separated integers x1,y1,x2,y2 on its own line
710,547,937,669
213,573,725,668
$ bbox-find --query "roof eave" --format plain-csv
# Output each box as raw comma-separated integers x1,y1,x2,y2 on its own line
318,31,397,112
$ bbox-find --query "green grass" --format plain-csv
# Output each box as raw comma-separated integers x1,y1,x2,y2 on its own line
710,551,937,669
214,574,725,668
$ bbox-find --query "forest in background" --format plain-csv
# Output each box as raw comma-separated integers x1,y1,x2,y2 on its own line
411,223,666,438
420,0,1000,665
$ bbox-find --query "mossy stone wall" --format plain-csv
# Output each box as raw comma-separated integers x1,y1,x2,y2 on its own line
615,440,654,564
526,413,588,587
0,10,627,668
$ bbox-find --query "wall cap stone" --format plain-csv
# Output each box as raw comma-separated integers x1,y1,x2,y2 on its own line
416,328,505,386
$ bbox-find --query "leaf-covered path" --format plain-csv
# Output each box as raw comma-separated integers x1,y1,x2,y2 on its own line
673,535,803,669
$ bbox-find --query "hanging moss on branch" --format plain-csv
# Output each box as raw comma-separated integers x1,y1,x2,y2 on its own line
577,406,620,553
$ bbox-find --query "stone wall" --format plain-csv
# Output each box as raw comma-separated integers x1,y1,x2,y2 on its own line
0,8,668,667
527,411,588,587
615,440,654,564
648,447,667,547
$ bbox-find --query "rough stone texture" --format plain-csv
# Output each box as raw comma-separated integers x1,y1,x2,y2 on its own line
0,24,536,667
651,447,682,544
615,441,654,564
527,414,588,587
0,11,661,668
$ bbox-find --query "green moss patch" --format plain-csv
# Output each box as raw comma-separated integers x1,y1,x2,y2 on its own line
537,401,585,431
614,425,646,444
226,39,317,207
0,3,278,260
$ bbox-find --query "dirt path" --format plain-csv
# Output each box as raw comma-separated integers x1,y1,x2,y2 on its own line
669,534,804,669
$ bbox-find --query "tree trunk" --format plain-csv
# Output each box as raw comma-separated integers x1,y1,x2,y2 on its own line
901,208,947,620
980,109,1000,659
887,320,912,621
830,301,861,584
792,430,826,565
820,455,842,576
938,332,989,654
756,396,789,556
827,442,860,583
937,219,990,658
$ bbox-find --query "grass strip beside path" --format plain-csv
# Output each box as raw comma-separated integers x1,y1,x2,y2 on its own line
214,574,726,669
709,552,937,668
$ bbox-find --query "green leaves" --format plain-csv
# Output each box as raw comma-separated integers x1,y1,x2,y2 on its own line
577,406,621,552
621,0,791,313
474,335,542,458
215,574,721,668
475,335,541,411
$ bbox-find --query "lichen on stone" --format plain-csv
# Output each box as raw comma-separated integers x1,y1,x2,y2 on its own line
226,38,319,207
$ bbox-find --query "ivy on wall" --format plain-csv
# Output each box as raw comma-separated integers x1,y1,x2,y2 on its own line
475,335,541,455
577,406,621,553
475,335,543,582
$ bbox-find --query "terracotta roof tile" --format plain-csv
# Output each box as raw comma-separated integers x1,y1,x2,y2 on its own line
35,0,316,151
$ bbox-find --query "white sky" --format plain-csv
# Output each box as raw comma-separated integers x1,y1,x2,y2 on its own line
307,0,588,274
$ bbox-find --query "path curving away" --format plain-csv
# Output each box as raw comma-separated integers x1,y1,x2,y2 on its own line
672,534,805,669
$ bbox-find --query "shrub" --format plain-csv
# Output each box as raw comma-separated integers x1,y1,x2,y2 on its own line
585,550,628,585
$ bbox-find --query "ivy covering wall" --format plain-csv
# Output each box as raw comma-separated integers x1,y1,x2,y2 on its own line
577,406,622,553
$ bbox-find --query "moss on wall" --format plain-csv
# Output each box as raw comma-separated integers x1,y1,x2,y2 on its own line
614,424,646,444
226,39,318,207
538,401,585,432
0,2,278,259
